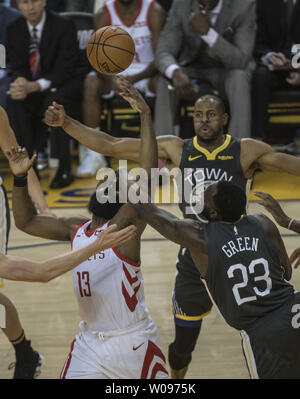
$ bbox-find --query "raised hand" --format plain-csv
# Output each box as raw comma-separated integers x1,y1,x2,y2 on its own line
114,76,150,113
254,191,290,228
93,224,137,252
44,101,66,127
6,146,37,177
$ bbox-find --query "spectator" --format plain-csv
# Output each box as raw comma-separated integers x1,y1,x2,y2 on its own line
76,0,166,178
6,0,83,189
0,1,21,109
66,0,95,12
251,0,300,140
154,0,256,139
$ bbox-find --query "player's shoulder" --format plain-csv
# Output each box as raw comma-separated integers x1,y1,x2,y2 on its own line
241,138,274,153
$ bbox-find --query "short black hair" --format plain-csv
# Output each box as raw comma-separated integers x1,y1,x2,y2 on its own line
197,94,226,114
213,181,247,223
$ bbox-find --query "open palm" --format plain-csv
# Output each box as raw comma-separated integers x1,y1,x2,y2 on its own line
6,146,37,176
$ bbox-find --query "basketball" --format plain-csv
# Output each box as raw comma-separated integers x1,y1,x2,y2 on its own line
86,26,135,75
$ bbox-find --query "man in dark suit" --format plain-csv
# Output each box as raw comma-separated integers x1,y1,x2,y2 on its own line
6,0,83,188
154,0,256,139
252,0,300,139
0,1,20,109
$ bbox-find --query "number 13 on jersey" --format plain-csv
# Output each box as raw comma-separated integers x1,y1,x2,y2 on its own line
77,271,91,297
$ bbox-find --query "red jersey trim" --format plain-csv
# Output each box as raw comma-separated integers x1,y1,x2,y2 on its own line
84,220,110,238
71,220,89,248
113,0,143,28
104,3,112,25
112,247,141,267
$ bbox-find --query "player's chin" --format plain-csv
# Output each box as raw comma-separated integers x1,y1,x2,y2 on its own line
197,129,215,142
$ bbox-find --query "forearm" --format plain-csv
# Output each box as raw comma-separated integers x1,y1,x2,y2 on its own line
12,184,38,230
258,152,300,175
135,203,190,247
63,116,140,161
27,168,49,214
39,241,98,282
139,109,158,178
287,219,300,234
3,242,97,282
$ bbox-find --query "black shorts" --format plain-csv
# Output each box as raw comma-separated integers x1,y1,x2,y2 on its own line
242,292,300,379
172,247,213,327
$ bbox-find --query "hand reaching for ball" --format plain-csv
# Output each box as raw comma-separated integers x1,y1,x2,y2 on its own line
115,76,150,114
44,102,66,128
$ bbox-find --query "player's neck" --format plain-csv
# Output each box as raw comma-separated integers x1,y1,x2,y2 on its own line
196,134,226,152
89,216,108,231
116,0,141,20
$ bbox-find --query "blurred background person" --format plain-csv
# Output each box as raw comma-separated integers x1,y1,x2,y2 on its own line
251,0,300,142
6,0,84,189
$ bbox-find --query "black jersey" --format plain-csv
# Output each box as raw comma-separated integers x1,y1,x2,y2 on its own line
177,135,248,219
203,215,295,331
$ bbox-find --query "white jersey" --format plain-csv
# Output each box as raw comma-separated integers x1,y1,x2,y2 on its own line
104,0,154,76
71,220,150,332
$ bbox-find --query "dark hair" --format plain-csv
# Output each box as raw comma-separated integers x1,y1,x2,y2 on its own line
213,181,246,223
197,94,226,114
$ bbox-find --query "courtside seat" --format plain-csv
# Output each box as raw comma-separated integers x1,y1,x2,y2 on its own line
101,96,155,139
266,89,300,144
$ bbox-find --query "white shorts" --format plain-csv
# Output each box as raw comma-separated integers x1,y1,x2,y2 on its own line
60,318,169,379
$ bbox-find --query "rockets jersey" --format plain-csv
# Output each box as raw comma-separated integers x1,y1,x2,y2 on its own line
104,0,154,76
177,134,248,219
71,220,150,332
203,215,295,331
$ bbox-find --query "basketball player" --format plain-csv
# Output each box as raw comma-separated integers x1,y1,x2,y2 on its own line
44,94,300,378
77,0,166,178
0,106,53,379
13,78,169,379
255,191,300,267
131,180,300,379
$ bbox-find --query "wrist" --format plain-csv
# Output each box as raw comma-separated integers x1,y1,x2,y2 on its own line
287,218,295,230
62,115,71,130
13,173,28,187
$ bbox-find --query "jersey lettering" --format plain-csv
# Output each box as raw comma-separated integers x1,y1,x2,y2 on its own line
227,258,272,306
77,271,92,297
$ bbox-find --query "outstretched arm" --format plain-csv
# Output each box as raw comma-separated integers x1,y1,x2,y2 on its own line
242,139,300,176
44,103,183,170
0,224,136,282
255,192,300,234
0,107,50,214
255,213,292,280
8,147,86,241
132,202,208,275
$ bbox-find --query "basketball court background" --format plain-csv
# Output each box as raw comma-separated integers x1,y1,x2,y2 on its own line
0,155,299,379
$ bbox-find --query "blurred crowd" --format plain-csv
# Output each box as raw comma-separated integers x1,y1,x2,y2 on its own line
0,0,300,188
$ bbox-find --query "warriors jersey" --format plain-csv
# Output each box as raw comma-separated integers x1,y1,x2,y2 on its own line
177,134,248,219
104,0,154,76
71,220,150,332
203,215,295,331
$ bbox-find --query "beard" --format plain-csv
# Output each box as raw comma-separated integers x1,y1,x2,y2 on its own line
88,192,124,220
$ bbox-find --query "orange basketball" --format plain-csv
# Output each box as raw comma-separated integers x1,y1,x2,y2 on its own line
86,26,135,75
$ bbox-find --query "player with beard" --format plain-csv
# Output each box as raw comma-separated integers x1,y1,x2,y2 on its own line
12,78,168,379
130,180,300,379
44,93,300,378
